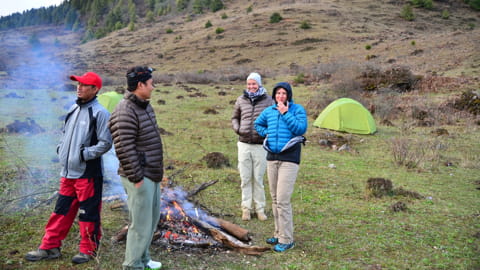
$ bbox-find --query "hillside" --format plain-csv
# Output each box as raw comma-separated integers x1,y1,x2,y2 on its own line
1,1,480,269
0,0,479,89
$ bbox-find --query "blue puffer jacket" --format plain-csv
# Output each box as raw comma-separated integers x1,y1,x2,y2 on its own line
254,82,307,156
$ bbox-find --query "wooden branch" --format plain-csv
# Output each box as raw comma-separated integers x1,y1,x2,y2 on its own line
187,180,218,198
111,225,129,242
210,217,251,242
193,218,270,255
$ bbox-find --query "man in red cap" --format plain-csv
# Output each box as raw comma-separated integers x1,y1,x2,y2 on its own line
25,71,112,264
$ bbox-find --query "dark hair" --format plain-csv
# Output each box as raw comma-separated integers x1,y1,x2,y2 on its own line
126,66,154,91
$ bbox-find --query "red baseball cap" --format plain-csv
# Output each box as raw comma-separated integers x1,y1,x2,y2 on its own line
70,72,102,90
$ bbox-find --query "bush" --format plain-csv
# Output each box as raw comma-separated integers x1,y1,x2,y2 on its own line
450,90,480,115
365,44,372,50
300,20,311,29
166,28,173,34
400,5,415,21
246,5,253,14
466,0,480,10
221,13,228,19
215,27,224,34
411,0,433,9
205,20,212,28
294,73,305,84
269,12,283,23
441,10,450,19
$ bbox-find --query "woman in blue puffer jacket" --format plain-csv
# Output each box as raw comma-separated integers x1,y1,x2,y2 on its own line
254,81,307,252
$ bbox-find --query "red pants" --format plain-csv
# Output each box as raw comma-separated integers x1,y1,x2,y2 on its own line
40,177,102,255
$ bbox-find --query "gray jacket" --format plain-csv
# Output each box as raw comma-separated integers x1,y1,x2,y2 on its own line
58,97,112,178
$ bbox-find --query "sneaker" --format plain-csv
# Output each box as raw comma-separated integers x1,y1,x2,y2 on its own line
266,237,278,245
273,242,295,252
256,211,267,221
25,248,61,261
71,252,92,264
145,259,162,270
242,209,251,221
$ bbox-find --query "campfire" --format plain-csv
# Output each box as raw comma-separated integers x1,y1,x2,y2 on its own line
112,180,270,255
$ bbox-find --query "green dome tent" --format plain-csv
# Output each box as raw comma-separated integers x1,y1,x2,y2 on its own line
313,98,376,134
97,91,123,113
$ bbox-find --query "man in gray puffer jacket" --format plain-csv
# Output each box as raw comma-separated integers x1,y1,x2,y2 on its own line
108,66,163,270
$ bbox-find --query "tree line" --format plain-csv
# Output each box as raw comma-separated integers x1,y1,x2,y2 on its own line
0,0,225,42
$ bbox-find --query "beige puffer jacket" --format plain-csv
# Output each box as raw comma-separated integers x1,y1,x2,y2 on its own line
231,92,273,144
109,91,164,183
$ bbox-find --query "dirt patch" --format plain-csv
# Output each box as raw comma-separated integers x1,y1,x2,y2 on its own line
0,118,45,134
201,152,230,169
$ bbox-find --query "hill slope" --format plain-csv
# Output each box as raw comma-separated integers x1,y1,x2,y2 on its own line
0,0,479,87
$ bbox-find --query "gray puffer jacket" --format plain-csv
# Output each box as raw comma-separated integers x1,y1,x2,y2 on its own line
108,91,164,183
58,97,112,179
231,91,273,144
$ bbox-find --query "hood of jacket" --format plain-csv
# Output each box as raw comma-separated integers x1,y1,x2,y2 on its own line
272,82,293,103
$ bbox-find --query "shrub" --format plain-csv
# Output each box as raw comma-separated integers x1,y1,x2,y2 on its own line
441,10,450,19
466,0,480,10
411,0,433,9
400,5,415,21
221,13,228,19
176,0,188,11
390,137,427,169
411,40,416,46
28,33,40,47
215,27,224,34
300,20,311,29
365,44,372,50
294,73,305,84
270,12,283,23
246,5,253,14
166,28,173,34
209,0,224,12
205,20,212,28
128,21,135,31
146,10,155,23
450,90,480,115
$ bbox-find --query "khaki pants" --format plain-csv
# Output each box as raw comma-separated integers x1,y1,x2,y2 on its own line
267,160,299,244
121,176,161,270
237,142,267,212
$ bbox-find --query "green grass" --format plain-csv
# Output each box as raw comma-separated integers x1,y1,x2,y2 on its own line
0,83,479,269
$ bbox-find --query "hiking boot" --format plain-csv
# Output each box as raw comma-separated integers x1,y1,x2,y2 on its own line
242,209,251,221
273,242,295,252
145,259,162,270
71,252,92,264
25,248,61,261
266,237,278,245
256,211,267,221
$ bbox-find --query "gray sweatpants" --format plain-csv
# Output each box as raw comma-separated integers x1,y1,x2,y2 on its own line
121,176,161,270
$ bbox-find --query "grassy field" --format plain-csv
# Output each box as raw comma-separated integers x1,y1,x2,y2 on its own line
0,79,479,270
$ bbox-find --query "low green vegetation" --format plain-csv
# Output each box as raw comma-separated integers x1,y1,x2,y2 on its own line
401,5,415,21
205,20,212,28
270,12,283,23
